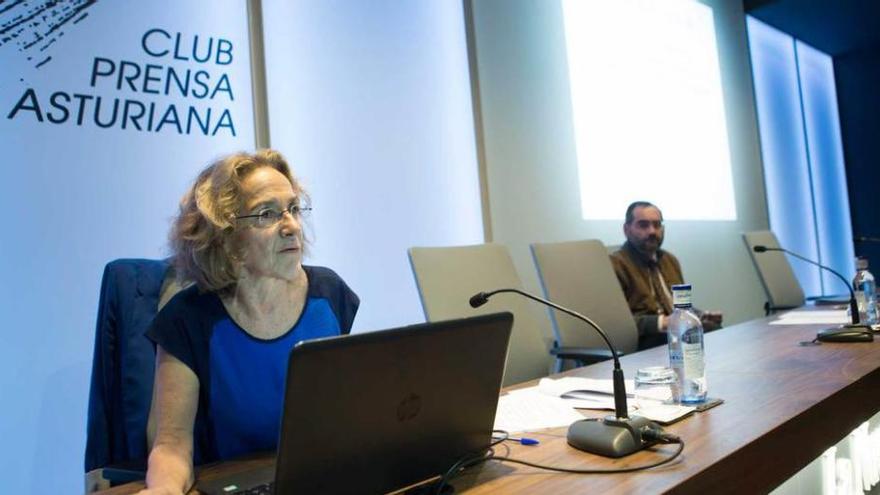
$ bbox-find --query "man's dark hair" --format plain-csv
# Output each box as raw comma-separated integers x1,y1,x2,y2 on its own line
624,201,661,224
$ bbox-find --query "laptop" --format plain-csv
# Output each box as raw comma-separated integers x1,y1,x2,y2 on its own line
198,312,513,494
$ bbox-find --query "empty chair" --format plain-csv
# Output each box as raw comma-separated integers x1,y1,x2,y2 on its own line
531,239,639,372
408,244,552,385
742,230,805,313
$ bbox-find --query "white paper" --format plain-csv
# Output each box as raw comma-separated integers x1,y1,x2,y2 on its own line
499,381,695,427
538,376,635,396
534,376,637,410
777,310,849,319
554,391,617,410
770,309,850,325
493,389,585,433
634,404,695,423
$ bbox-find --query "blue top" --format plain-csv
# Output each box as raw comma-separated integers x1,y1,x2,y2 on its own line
145,265,359,464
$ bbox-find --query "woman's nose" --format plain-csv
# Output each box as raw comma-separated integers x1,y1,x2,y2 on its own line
279,211,301,236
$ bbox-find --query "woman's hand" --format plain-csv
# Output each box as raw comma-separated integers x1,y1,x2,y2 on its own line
135,487,185,495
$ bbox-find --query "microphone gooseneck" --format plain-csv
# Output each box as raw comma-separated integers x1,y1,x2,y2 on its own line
471,288,622,370
470,288,663,458
753,245,860,325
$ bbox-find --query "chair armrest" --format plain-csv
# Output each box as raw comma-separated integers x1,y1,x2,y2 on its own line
101,459,148,486
550,346,622,366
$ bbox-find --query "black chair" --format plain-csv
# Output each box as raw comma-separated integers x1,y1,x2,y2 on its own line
84,258,174,492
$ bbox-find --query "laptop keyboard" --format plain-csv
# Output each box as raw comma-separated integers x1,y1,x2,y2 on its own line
225,482,274,495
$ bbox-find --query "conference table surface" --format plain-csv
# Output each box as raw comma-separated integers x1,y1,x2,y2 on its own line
99,312,880,494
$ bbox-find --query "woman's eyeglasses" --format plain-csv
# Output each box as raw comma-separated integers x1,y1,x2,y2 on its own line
235,204,312,228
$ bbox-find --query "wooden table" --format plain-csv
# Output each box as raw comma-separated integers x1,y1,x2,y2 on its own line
99,315,880,494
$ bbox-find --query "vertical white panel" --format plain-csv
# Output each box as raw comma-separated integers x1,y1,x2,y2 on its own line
796,41,856,295
0,1,255,491
261,0,483,332
747,18,855,298
746,17,822,296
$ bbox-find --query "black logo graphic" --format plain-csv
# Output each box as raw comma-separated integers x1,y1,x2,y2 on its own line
0,0,97,69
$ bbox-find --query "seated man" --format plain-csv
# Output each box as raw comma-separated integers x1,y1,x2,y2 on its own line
610,201,722,350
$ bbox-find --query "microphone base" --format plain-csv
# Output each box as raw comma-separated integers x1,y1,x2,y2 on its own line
817,324,874,343
567,415,657,458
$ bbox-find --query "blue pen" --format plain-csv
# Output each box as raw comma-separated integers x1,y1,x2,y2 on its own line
508,437,540,446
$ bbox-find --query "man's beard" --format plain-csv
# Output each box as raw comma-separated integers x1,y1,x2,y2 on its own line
634,235,663,253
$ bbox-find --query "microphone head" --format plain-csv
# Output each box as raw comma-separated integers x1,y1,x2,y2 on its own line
753,245,768,253
469,292,489,308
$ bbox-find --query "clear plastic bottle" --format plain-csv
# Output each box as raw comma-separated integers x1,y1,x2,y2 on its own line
666,284,707,404
852,257,878,326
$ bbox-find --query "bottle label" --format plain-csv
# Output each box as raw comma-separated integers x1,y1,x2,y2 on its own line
673,288,692,307
682,342,704,379
669,348,683,367
856,291,868,313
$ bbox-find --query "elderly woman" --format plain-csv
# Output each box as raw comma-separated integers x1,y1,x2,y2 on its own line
140,150,359,494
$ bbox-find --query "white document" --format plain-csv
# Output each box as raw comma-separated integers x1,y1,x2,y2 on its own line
538,376,636,395
552,391,617,410
493,388,585,433
535,377,697,423
536,376,635,410
635,404,695,424
777,309,848,319
499,380,696,428
770,309,850,325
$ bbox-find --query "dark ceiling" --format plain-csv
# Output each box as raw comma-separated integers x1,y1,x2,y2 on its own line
744,0,880,57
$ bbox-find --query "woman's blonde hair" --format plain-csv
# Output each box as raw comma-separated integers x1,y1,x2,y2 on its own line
170,149,305,292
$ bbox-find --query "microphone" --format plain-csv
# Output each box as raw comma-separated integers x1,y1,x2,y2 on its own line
469,292,489,308
470,288,664,458
752,245,872,340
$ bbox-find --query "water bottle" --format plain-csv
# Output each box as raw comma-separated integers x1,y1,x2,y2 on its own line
852,257,878,326
666,284,707,404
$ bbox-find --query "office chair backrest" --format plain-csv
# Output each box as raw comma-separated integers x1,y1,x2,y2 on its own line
85,258,187,492
531,239,638,355
743,230,806,309
408,244,552,385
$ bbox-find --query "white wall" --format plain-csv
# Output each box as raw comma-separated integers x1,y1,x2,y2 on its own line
0,1,255,492
468,0,770,325
261,0,484,332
